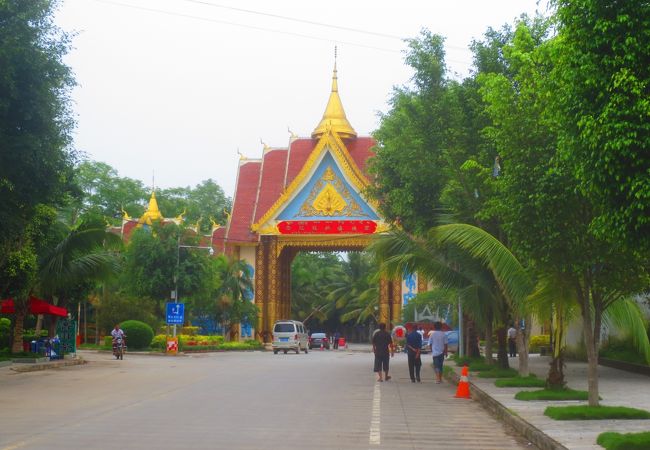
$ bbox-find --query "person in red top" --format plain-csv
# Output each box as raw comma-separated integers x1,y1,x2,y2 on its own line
372,323,394,382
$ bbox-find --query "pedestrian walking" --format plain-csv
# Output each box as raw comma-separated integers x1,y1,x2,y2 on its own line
507,324,517,357
405,324,423,382
428,322,448,384
372,323,394,382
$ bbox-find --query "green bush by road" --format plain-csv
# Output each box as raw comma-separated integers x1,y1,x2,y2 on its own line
544,405,650,420
597,431,650,450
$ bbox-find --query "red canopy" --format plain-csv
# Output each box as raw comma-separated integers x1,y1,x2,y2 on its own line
0,296,68,317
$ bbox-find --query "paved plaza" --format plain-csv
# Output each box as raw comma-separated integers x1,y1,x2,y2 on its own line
0,349,530,450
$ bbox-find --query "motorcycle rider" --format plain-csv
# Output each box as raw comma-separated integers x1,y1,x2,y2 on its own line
111,323,126,357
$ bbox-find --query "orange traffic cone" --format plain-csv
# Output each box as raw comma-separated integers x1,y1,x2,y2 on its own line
455,365,471,398
320,342,324,351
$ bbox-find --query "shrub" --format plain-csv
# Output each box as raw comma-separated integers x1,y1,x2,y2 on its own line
495,375,546,388
477,367,519,378
514,388,590,401
120,320,154,350
544,405,650,420
529,335,550,353
597,431,650,450
0,318,11,349
181,326,199,336
150,334,225,351
600,336,649,366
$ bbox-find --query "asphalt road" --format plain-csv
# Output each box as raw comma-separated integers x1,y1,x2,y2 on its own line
0,349,531,450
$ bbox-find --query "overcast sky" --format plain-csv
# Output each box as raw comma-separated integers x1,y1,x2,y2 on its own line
54,0,550,197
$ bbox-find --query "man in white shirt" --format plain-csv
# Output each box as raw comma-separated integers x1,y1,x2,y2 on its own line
428,322,448,384
507,324,517,357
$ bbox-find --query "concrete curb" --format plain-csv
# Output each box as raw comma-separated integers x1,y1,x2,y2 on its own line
0,360,13,368
445,369,568,450
10,357,86,373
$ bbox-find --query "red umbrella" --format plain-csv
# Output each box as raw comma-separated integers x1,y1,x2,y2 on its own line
0,296,68,317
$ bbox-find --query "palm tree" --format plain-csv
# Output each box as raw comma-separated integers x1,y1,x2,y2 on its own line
10,216,122,352
369,226,521,368
213,255,256,341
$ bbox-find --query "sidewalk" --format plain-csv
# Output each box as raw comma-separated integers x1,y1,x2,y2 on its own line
450,354,650,450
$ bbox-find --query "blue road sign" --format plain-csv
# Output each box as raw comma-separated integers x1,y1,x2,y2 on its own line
166,303,185,325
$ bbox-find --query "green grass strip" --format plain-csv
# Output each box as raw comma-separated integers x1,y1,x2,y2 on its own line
544,405,650,420
476,367,519,378
597,431,650,450
515,388,589,401
495,375,546,388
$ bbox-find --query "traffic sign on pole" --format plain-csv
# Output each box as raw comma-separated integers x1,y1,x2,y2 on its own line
166,303,184,325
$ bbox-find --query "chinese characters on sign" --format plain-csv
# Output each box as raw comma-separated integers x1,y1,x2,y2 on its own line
56,318,77,354
277,220,377,234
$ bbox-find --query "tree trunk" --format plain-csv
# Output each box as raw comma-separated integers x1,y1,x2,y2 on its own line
467,318,481,358
546,307,566,389
496,326,509,368
484,319,494,364
579,286,599,407
547,350,565,389
11,311,26,353
34,314,44,337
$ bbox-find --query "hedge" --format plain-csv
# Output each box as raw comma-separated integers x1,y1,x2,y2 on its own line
120,320,154,350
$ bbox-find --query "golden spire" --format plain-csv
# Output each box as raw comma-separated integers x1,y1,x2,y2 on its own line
311,48,357,140
139,191,164,225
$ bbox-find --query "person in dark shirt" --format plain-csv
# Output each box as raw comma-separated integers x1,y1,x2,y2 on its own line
405,324,423,382
372,323,394,382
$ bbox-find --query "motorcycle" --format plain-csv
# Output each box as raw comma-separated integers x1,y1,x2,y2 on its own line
112,335,126,360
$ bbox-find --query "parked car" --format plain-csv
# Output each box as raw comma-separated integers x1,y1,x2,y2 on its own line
420,330,459,354
445,330,459,353
272,320,309,354
308,332,330,350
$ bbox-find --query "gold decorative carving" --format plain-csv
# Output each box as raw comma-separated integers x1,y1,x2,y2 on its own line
257,224,279,235
251,130,378,231
296,165,367,218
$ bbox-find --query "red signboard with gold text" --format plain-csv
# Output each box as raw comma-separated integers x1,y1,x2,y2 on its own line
277,220,377,234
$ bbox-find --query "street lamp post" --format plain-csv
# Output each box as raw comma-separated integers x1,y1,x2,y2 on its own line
172,242,214,337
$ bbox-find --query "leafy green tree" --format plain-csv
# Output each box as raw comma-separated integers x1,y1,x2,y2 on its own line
326,252,378,328
67,161,147,224
553,0,650,250
368,31,463,234
0,0,77,290
479,18,649,405
120,223,216,319
290,252,344,326
157,179,231,232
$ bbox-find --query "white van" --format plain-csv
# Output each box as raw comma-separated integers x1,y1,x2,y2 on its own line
272,320,309,354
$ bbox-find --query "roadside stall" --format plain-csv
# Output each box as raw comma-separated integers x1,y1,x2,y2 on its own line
1,296,70,359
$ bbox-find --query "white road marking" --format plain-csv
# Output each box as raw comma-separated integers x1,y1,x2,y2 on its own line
369,382,381,445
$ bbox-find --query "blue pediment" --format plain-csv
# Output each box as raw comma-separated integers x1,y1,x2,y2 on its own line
277,152,378,220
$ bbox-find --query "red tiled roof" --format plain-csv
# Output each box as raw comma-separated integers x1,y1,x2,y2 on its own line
284,138,317,188
226,160,262,243
226,135,376,244
345,137,376,176
253,149,289,223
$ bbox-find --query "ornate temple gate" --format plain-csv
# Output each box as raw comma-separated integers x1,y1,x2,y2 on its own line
252,235,403,340
216,60,422,341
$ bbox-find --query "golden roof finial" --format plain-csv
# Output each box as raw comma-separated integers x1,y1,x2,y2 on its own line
260,139,271,152
139,190,163,225
312,47,357,140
